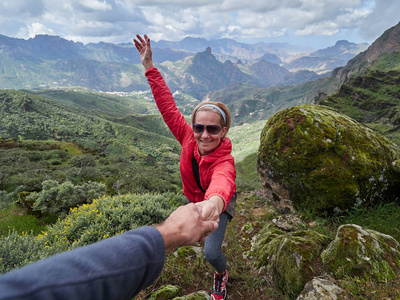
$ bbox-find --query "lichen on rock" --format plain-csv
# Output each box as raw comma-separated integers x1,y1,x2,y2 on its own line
172,291,209,300
149,284,182,300
175,246,197,258
251,222,330,299
321,224,400,282
297,276,351,299
257,104,400,214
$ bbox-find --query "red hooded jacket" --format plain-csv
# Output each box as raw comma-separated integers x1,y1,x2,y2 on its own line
145,67,236,211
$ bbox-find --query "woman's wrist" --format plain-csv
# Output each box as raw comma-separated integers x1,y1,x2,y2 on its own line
208,196,225,214
143,60,154,70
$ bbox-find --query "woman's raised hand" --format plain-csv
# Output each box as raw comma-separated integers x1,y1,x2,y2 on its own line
133,34,154,70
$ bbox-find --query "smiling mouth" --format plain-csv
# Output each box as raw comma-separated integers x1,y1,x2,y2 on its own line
200,140,213,144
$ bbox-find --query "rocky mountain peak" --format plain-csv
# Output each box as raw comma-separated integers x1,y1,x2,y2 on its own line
333,21,400,83
362,21,400,62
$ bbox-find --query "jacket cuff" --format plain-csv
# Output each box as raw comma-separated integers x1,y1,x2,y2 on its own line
144,67,158,76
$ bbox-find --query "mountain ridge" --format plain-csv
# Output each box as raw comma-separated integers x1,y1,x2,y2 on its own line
0,33,366,92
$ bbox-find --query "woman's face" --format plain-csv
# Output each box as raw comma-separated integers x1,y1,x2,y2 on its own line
193,110,227,156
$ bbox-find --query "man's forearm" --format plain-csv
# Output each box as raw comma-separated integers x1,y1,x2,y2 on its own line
0,227,165,300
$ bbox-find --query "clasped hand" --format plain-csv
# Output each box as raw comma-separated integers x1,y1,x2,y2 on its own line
195,198,222,224
157,203,218,251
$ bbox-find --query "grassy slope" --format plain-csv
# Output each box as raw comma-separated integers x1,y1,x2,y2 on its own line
229,120,266,191
0,89,179,161
23,88,162,116
319,69,400,145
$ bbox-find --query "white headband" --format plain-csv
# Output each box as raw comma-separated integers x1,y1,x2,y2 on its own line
196,104,226,124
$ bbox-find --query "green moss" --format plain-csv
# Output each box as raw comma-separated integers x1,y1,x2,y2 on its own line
149,285,182,300
185,292,209,300
257,104,400,214
176,246,196,258
251,222,330,299
272,230,330,299
321,224,400,282
170,292,208,300
251,223,284,266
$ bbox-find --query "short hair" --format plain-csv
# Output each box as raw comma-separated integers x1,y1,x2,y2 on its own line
191,102,232,136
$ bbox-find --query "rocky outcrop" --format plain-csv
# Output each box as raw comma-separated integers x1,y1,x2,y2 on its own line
297,277,351,300
250,220,400,299
257,104,400,215
149,285,182,299
149,285,209,300
250,223,330,299
321,224,400,281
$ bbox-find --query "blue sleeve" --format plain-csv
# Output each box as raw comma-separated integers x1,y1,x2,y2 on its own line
0,226,166,300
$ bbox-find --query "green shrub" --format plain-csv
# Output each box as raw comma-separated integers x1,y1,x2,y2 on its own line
68,154,96,168
0,190,16,209
0,231,46,273
29,180,107,217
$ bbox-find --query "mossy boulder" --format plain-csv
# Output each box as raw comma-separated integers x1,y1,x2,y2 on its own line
321,224,400,282
173,291,209,299
149,284,182,300
176,246,197,258
257,104,400,214
251,223,330,299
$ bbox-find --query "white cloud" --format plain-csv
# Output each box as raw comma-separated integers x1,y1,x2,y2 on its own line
140,5,233,41
358,0,400,40
295,22,339,37
80,0,112,11
27,22,54,38
130,0,219,7
219,0,302,13
0,0,45,17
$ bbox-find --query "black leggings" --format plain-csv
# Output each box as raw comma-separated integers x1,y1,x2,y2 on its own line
204,212,229,274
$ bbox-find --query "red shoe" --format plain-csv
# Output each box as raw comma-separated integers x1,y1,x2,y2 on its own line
211,270,228,300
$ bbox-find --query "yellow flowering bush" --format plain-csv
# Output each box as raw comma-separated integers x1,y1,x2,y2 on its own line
0,192,186,273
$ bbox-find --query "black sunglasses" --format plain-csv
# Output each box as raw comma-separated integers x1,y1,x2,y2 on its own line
193,123,222,135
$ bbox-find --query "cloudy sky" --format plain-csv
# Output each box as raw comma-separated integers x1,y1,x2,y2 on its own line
1,0,399,49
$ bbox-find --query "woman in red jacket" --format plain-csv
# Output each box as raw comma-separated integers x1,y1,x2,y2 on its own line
134,34,236,300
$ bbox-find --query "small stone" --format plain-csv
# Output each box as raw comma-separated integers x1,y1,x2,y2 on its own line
297,277,351,299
